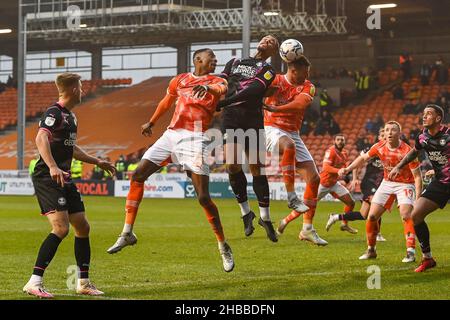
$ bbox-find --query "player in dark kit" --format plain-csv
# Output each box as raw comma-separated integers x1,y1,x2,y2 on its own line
23,73,116,298
326,128,387,241
389,104,449,272
217,35,279,242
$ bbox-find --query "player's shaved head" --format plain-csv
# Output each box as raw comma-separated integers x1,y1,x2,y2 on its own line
55,73,81,93
193,48,213,62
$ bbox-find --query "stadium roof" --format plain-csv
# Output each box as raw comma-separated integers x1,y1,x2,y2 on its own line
1,0,450,56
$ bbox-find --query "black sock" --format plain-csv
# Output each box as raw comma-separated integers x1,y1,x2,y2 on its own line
252,175,270,208
339,211,365,221
378,217,382,230
229,170,248,203
414,222,431,254
75,237,91,279
33,233,62,277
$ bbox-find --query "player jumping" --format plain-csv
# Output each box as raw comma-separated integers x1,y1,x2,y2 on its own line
217,35,281,242
326,128,387,242
23,73,116,298
107,49,234,272
341,121,423,262
389,105,449,272
262,55,322,244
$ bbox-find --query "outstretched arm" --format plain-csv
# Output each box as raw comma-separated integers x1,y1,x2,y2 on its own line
263,94,312,113
340,153,370,176
388,148,420,180
73,145,116,177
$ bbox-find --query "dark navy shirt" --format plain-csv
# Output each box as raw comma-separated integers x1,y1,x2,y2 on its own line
220,57,275,114
33,103,78,178
415,126,450,185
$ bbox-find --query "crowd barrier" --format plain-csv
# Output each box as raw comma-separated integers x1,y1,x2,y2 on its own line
0,173,339,201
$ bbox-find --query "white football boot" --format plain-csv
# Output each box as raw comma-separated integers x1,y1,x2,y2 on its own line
299,229,328,246
219,242,234,272
107,232,137,254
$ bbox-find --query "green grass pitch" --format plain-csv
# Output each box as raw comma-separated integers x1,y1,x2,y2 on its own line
1,195,449,300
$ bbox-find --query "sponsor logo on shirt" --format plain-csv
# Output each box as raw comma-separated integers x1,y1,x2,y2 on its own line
232,65,257,78
64,132,77,146
428,151,447,165
45,116,56,127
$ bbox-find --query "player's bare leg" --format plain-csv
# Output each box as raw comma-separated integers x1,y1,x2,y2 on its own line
278,161,327,245
277,136,309,213
190,173,234,272
398,204,416,263
225,142,257,237
337,193,358,234
70,212,103,295
23,211,70,299
107,159,161,254
359,204,384,260
411,197,439,272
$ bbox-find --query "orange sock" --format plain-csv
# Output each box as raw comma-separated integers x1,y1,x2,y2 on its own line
342,204,354,225
202,200,225,242
303,180,319,225
366,219,379,247
281,147,296,193
403,218,416,249
125,180,144,225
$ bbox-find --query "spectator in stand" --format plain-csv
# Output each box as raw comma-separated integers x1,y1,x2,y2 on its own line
356,71,370,98
313,110,340,136
339,67,349,78
416,97,433,115
434,56,449,85
407,85,421,101
329,117,341,135
402,99,418,115
399,52,412,80
420,60,432,85
365,118,374,133
392,84,404,100
372,113,384,134
91,156,105,180
319,88,333,114
115,155,127,180
435,87,450,108
125,157,139,180
327,66,337,79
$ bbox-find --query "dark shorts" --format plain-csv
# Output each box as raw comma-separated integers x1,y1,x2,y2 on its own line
32,176,85,215
361,176,382,203
421,179,450,209
221,109,265,152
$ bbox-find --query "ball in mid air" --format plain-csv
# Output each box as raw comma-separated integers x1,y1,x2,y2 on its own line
279,39,304,63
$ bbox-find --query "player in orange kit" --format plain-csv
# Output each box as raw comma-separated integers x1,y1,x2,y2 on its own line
107,48,235,272
313,134,359,243
262,55,323,244
341,121,423,262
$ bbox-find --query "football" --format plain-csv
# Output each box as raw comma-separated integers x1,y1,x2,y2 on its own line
279,39,304,63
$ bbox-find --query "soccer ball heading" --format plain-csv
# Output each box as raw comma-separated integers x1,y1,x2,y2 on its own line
279,39,304,63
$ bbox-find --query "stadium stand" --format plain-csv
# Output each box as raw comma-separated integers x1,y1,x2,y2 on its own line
0,77,167,174
0,79,132,132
